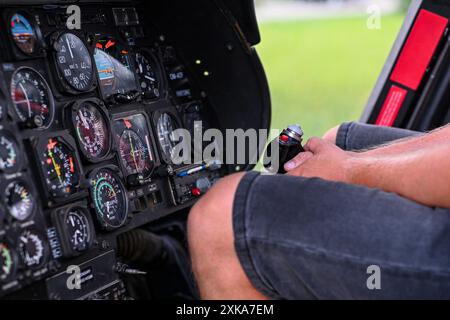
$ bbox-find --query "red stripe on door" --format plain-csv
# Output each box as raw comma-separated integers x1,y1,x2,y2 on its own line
376,85,408,127
390,9,448,90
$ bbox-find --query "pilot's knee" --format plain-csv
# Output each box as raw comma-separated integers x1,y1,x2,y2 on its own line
322,125,341,144
187,172,245,264
189,172,245,226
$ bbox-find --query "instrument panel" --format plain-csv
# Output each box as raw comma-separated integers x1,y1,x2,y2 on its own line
0,3,224,299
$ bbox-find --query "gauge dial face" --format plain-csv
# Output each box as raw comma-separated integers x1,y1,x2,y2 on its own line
94,49,115,88
73,102,110,160
10,14,37,54
64,208,91,252
55,33,93,92
119,130,148,175
18,229,46,268
94,37,138,100
114,114,154,178
0,131,20,173
5,180,34,221
135,52,160,99
96,38,132,69
157,113,178,163
90,169,127,229
11,67,54,128
0,242,16,282
41,138,80,198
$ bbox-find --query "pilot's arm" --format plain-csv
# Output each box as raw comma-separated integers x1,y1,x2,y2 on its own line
285,124,450,209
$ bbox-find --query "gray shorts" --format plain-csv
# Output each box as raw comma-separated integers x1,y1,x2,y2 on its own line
233,122,450,299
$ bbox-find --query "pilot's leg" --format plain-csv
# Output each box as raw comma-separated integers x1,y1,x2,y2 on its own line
323,121,421,150
188,172,268,300
189,171,450,300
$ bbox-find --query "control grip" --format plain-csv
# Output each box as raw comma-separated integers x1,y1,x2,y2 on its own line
277,142,304,174
264,124,305,174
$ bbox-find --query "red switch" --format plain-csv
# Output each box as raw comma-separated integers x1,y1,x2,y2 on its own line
191,187,201,197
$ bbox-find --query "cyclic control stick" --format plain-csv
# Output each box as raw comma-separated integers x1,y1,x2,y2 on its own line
264,124,305,174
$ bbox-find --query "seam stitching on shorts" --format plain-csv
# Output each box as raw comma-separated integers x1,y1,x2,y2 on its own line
336,121,353,150
248,236,450,280
345,122,355,151
244,174,282,298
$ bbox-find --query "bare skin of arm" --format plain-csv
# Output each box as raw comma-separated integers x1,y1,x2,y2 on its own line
284,127,450,209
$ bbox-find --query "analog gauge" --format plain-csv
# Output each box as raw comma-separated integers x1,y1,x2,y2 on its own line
10,67,54,128
5,180,35,221
64,208,92,253
114,114,155,179
119,130,149,175
18,229,47,268
135,52,160,99
0,131,21,173
156,113,178,163
90,169,128,229
41,137,80,198
94,38,139,100
72,102,110,161
10,13,37,54
55,33,94,92
0,242,16,282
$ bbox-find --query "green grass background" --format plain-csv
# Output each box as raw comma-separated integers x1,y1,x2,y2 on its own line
256,14,405,138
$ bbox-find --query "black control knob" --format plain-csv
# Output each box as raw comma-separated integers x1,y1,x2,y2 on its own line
264,124,305,174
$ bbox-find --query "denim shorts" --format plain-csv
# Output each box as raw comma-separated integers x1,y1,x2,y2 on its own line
233,122,450,299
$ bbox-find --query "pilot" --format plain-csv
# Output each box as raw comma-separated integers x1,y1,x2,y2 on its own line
187,121,450,299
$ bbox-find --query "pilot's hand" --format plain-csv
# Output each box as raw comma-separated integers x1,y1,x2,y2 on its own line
284,137,356,183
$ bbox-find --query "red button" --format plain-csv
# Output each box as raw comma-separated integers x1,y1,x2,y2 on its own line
191,188,201,197
280,134,289,142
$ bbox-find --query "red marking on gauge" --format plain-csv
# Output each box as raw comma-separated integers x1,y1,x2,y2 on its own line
124,119,132,129
96,43,103,49
69,156,75,173
105,40,115,49
47,139,57,150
